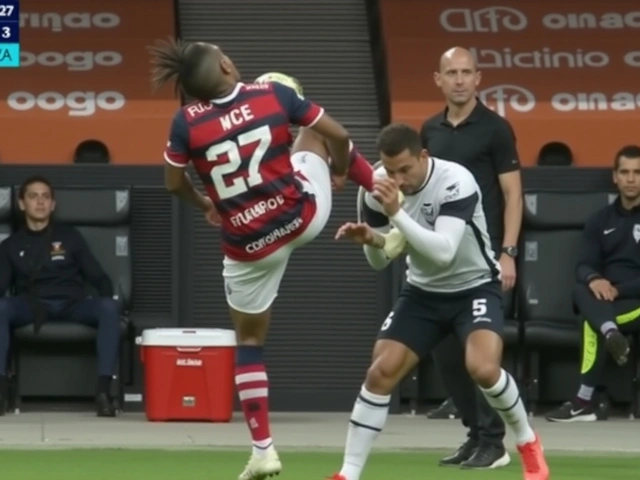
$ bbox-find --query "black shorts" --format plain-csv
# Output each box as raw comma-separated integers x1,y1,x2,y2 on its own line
377,281,504,359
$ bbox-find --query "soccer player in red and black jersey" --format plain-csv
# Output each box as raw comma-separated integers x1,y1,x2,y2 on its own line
148,38,375,480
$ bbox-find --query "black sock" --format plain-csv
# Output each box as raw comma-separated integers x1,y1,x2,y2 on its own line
97,375,112,395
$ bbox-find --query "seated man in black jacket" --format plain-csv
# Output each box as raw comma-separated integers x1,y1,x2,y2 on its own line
547,145,640,422
0,176,119,417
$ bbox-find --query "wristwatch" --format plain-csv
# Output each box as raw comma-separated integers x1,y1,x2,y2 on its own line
501,246,518,258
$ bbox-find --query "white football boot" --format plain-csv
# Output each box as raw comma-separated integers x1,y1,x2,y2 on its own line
237,445,282,480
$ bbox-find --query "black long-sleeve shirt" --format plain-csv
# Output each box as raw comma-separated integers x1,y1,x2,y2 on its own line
576,198,640,298
0,223,113,300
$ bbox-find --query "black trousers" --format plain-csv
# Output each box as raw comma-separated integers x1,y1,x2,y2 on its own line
431,239,505,447
432,334,505,446
573,284,640,389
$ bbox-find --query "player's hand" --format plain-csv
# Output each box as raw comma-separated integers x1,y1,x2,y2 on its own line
372,178,401,217
499,254,516,291
335,222,385,248
588,278,617,301
202,197,222,227
331,173,348,191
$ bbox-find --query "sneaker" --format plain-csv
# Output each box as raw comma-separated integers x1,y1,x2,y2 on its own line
517,434,549,480
238,445,282,480
460,444,511,469
605,330,630,366
545,400,597,423
439,438,476,466
427,397,460,419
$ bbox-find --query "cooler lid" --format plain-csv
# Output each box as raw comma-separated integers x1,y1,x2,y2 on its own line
136,328,236,347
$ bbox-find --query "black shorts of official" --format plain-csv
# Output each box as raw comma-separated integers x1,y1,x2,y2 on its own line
377,281,504,360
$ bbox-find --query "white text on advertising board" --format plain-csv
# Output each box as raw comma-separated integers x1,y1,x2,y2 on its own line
7,11,127,116
20,50,123,71
478,85,536,117
479,85,640,116
7,91,126,116
20,12,120,32
552,92,640,112
440,8,640,32
470,47,609,69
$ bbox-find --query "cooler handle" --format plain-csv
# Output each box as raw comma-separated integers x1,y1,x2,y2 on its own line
176,347,203,353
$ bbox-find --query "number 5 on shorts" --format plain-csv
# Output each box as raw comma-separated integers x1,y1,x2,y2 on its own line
472,298,487,317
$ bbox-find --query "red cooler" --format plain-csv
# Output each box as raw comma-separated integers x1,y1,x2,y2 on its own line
137,328,236,422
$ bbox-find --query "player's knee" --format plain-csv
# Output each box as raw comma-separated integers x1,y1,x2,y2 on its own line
467,360,501,389
364,354,405,395
364,364,396,395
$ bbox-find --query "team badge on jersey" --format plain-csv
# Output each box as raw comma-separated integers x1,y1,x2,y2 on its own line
421,203,435,224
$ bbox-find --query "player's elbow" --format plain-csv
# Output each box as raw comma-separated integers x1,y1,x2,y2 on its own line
432,247,456,268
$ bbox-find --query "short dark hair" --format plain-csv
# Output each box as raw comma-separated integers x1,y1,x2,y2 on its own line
148,37,221,101
19,175,54,199
614,145,640,170
376,123,423,157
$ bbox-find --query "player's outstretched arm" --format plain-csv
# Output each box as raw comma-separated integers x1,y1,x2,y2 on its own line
334,221,392,271
309,113,350,176
391,211,466,266
163,110,212,213
376,173,476,267
271,82,351,176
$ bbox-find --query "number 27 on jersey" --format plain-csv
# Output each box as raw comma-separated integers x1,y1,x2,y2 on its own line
205,125,272,200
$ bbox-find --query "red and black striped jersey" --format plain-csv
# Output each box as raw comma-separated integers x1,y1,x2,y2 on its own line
164,82,325,261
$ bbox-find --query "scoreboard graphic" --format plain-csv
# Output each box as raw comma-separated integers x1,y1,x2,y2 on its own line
0,0,19,67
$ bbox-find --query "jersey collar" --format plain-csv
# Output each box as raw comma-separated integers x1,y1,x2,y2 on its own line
409,157,435,196
211,82,244,105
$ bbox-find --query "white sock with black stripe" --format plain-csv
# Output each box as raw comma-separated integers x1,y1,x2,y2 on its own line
339,385,391,480
480,369,535,445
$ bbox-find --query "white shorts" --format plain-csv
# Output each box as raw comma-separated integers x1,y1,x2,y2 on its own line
222,151,332,314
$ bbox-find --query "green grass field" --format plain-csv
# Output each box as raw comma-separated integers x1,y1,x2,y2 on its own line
1,449,639,479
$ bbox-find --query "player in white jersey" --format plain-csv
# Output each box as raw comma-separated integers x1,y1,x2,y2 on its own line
330,124,549,480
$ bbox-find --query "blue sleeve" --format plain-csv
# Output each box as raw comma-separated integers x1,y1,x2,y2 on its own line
164,109,190,167
271,82,325,127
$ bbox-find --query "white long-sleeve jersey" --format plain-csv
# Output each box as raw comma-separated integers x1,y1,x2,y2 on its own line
363,156,501,293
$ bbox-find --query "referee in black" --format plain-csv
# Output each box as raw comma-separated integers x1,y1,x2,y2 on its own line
421,47,523,469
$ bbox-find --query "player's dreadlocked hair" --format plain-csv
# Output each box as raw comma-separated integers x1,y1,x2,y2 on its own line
148,37,220,101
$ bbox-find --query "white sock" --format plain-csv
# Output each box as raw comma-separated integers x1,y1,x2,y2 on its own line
339,385,390,480
479,369,535,445
252,438,273,456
